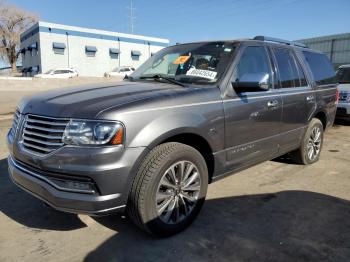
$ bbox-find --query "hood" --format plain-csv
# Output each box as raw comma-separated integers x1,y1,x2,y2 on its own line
19,81,184,119
338,83,350,92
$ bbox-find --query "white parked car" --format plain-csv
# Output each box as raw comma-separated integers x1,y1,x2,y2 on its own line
336,64,350,120
34,68,79,79
105,66,135,77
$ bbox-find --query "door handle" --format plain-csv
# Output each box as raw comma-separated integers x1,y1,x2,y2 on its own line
267,100,279,108
306,95,315,102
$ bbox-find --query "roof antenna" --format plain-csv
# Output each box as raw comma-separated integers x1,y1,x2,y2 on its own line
127,0,136,34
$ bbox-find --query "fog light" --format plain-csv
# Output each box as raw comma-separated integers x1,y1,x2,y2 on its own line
49,178,95,194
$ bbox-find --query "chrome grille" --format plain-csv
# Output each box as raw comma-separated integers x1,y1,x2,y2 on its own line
9,109,20,138
339,92,348,102
21,115,69,155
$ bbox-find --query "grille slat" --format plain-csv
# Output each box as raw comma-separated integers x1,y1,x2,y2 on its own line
10,109,21,138
22,142,53,153
26,119,68,126
23,130,63,139
25,124,66,133
23,135,64,146
21,115,69,155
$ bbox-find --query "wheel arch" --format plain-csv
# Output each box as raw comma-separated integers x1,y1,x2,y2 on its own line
312,110,327,130
156,132,215,183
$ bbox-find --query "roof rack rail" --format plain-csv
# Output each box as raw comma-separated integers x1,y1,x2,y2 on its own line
253,36,307,48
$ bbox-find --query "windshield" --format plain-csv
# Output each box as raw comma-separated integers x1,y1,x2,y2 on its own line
337,67,350,84
130,42,236,84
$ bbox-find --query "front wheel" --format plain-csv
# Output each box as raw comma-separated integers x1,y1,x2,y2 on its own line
127,142,208,237
291,118,324,165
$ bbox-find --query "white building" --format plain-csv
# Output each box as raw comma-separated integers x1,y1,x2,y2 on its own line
20,21,169,77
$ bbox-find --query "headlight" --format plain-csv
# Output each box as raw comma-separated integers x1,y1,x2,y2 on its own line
62,120,124,146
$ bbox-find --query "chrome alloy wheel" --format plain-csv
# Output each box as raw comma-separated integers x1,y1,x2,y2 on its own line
156,161,201,224
307,126,322,161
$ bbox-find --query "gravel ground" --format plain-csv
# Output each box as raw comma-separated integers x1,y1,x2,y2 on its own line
0,116,349,262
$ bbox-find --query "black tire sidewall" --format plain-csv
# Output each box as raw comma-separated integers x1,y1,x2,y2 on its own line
143,144,208,237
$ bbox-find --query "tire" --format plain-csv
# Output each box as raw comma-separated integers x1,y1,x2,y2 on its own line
291,118,324,165
127,142,208,237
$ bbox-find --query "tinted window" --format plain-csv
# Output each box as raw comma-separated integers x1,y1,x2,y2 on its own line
303,51,336,85
86,51,96,57
53,48,64,55
232,46,272,88
131,55,140,61
337,67,350,84
273,48,301,88
294,57,308,86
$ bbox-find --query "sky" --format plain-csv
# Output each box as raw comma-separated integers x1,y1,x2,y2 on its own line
1,0,350,66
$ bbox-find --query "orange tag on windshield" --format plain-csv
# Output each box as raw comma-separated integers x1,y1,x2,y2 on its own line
173,55,190,65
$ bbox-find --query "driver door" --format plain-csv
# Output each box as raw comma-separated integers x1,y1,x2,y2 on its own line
223,45,282,170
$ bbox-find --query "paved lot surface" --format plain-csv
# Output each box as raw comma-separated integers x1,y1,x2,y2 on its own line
0,77,122,118
0,114,349,261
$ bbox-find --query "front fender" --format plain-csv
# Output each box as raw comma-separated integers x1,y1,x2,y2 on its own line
128,112,211,149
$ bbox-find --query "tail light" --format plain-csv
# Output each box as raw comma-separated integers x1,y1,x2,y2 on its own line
335,88,339,104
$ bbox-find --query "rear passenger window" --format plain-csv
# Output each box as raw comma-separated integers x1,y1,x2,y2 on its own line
273,48,301,88
303,51,336,85
294,59,307,86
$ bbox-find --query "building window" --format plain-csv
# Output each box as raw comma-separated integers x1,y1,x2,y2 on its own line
20,48,26,59
109,48,120,59
32,65,40,74
131,50,141,61
27,42,38,56
52,42,66,55
85,46,97,57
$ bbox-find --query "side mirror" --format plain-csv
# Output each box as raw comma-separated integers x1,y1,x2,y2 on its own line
232,72,270,93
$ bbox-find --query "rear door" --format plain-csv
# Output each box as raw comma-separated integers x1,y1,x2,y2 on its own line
270,47,315,153
223,44,282,170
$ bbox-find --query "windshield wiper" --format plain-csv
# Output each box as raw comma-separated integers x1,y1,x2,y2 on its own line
139,74,186,87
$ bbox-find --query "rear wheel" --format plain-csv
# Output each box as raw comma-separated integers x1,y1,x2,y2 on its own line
127,142,208,237
291,118,324,165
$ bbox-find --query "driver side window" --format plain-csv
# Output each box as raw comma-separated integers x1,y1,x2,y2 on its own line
232,46,272,89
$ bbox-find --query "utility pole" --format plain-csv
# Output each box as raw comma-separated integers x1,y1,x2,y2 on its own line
127,0,136,34
66,32,70,68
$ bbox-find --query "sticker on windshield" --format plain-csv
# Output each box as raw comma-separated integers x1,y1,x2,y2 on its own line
173,55,190,65
186,68,217,80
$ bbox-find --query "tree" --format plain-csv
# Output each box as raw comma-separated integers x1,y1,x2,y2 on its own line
0,1,37,73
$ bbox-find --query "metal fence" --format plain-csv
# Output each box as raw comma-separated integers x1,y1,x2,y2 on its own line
298,33,350,68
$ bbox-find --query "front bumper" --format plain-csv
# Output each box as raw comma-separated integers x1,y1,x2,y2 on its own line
7,131,148,215
8,155,128,215
336,102,350,119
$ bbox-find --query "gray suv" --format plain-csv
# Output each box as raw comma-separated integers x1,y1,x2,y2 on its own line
7,36,338,236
